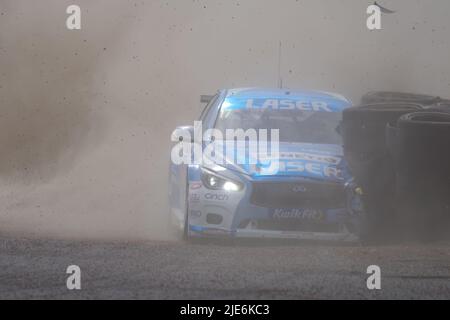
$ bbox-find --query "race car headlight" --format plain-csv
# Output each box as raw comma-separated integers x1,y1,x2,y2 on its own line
201,168,243,192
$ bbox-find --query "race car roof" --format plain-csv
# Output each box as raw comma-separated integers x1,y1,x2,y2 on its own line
222,87,351,112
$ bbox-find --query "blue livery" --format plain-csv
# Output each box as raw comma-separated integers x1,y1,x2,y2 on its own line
169,88,362,241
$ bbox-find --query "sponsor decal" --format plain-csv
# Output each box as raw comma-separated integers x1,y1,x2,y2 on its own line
255,160,343,180
246,99,332,112
189,193,201,202
278,152,341,165
292,185,307,193
190,182,202,190
190,210,202,218
272,208,324,221
204,193,229,201
220,95,350,112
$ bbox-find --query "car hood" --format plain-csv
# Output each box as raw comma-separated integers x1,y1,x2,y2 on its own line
204,141,347,182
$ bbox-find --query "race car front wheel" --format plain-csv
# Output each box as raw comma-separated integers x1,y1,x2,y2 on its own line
171,214,189,241
168,170,190,242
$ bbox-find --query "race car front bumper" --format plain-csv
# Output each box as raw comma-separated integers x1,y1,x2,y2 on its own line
187,170,356,241
189,224,357,242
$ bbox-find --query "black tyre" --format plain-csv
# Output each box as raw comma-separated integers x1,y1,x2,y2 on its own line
385,122,399,161
341,103,422,242
168,206,189,241
427,103,450,114
396,112,450,241
361,91,442,106
398,111,450,132
397,112,450,170
168,175,190,242
342,103,422,153
342,103,422,187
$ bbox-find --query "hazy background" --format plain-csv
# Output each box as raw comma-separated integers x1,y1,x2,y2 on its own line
0,0,449,240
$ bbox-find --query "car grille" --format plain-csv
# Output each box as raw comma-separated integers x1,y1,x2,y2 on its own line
256,219,340,232
250,181,346,209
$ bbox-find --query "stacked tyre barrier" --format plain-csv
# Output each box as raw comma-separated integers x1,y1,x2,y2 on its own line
388,112,450,241
428,102,450,114
341,103,423,242
361,91,448,107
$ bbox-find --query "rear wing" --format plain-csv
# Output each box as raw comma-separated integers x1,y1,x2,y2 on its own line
200,95,214,104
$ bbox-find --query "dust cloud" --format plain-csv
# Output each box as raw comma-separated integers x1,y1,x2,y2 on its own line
0,0,449,240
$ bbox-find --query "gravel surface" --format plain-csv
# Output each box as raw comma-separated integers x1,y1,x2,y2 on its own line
0,237,449,299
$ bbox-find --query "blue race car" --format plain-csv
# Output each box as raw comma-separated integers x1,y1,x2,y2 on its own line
168,88,362,241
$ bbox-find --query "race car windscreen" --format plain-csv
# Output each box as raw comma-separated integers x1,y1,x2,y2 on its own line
215,108,342,144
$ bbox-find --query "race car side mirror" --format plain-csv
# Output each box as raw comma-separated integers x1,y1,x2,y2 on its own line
171,125,195,143
200,95,214,104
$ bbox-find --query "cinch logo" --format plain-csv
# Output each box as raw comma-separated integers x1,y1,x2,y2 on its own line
204,193,229,201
